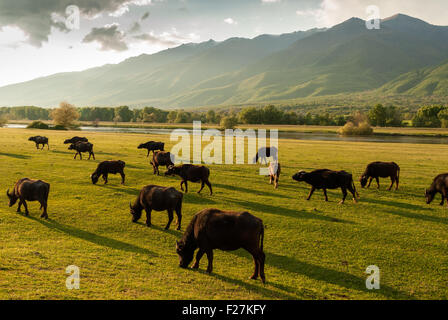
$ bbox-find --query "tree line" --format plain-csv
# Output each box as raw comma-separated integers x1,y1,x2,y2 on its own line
1,103,447,128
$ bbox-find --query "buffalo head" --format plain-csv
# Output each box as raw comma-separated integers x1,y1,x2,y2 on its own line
292,171,307,182
360,175,368,188
130,202,142,222
91,173,99,185
425,189,435,204
165,165,176,176
6,189,18,207
176,240,194,269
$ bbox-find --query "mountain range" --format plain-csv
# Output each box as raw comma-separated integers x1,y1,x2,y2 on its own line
0,14,447,108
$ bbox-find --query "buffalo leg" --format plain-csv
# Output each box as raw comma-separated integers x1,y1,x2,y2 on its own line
22,200,29,216
306,186,316,200
198,181,205,194
165,209,174,230
74,152,77,159
17,200,22,213
103,173,108,184
206,181,213,195
145,207,152,227
183,181,188,193
376,177,380,189
175,205,182,230
192,249,205,269
180,180,184,191
259,251,266,284
348,185,358,203
367,177,373,188
387,177,394,191
250,254,259,280
395,175,399,190
442,188,448,207
40,202,48,219
147,150,150,158
206,250,213,273
440,194,445,206
340,187,348,204
120,173,125,185
323,188,329,201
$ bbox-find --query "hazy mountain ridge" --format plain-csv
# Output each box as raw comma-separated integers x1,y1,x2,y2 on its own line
0,14,447,108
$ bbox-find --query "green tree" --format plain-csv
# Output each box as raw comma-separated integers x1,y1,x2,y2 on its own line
220,115,239,129
368,104,387,127
50,101,79,127
115,106,133,122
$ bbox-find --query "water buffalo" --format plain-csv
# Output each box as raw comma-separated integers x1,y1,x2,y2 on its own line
360,162,400,191
130,185,183,230
138,141,165,157
165,164,212,195
150,151,174,175
268,162,281,189
176,208,265,283
425,173,448,207
253,147,278,164
6,178,50,219
91,160,126,185
292,169,358,204
64,136,88,144
28,136,49,150
68,142,95,160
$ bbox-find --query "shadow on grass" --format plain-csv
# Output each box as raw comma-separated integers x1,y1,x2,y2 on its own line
97,184,141,196
214,183,292,199
29,217,157,257
133,221,183,237
191,268,298,300
222,197,353,224
230,250,413,300
0,152,31,159
183,193,217,205
362,197,432,212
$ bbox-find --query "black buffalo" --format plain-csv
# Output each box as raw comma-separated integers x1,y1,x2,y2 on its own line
253,147,278,164
28,136,49,150
150,151,174,175
360,162,400,190
165,164,212,195
91,160,126,185
68,142,95,160
130,185,183,230
138,141,165,157
64,136,88,144
176,208,265,283
425,173,448,207
6,178,50,219
292,169,358,204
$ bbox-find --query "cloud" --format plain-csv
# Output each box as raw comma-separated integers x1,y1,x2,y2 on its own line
133,28,200,46
82,23,128,51
0,0,153,47
261,0,281,3
224,18,238,25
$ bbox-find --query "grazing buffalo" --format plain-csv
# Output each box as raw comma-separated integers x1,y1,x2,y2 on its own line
176,208,265,283
91,160,126,185
268,162,281,189
68,142,95,160
253,147,278,164
425,173,448,207
138,141,165,157
292,169,358,204
360,162,400,191
150,151,174,175
165,164,212,195
6,178,50,219
28,136,49,150
64,136,88,144
130,185,183,230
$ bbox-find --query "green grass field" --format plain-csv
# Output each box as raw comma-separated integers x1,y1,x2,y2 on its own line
0,128,447,300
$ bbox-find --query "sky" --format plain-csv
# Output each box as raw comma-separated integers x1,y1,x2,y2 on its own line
0,0,447,87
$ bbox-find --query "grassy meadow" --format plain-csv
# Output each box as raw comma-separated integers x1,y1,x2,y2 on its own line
0,128,447,300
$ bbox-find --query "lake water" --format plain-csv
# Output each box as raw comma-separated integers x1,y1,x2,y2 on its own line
6,123,448,145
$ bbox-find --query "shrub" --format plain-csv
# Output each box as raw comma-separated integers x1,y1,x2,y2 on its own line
50,101,79,128
27,121,49,129
50,125,68,131
339,121,373,136
220,115,239,130
0,116,7,127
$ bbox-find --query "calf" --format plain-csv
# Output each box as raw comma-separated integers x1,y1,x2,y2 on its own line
150,151,174,175
138,141,165,157
292,169,358,204
130,185,183,230
165,164,212,195
68,142,95,160
28,136,49,150
268,162,281,189
64,136,88,144
425,173,448,207
6,178,50,219
91,160,126,185
360,162,400,191
176,208,265,283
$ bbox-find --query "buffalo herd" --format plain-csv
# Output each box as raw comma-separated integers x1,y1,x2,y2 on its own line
6,135,448,284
